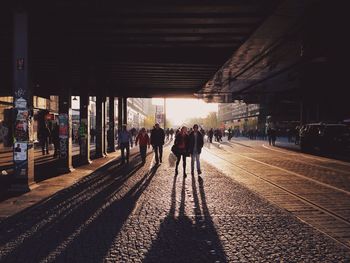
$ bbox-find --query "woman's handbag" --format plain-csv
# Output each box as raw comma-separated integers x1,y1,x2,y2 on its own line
171,145,178,155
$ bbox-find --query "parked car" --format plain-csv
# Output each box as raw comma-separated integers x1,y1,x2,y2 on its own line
299,123,350,154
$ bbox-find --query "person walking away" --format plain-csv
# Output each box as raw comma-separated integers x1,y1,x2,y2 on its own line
218,129,223,142
295,126,300,145
267,126,273,145
271,128,277,146
169,128,174,140
150,123,165,165
188,124,204,176
208,128,214,143
228,127,232,141
130,127,137,145
118,124,132,164
174,126,189,177
39,123,51,155
135,128,150,164
52,122,60,157
165,128,170,141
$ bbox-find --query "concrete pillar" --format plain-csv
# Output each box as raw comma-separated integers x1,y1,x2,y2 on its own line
58,92,73,173
118,97,123,132
108,96,116,152
79,94,91,164
11,10,34,192
102,97,108,156
123,97,127,126
95,95,105,158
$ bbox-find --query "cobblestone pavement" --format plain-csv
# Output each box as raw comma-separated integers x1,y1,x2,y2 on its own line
203,138,350,248
0,146,350,262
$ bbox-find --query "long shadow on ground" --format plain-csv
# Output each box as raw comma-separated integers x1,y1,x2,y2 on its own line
0,156,157,263
143,174,227,263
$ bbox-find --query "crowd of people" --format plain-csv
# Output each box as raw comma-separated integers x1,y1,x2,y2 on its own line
117,123,205,178
20,118,289,171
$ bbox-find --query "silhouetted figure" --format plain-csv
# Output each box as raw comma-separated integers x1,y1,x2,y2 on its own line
174,126,189,177
165,128,170,141
135,128,150,164
208,128,214,143
267,127,277,146
39,123,51,155
118,124,132,164
169,128,174,140
188,124,204,176
150,123,165,165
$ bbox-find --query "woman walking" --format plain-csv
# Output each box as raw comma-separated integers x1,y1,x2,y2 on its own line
174,126,189,177
135,128,150,164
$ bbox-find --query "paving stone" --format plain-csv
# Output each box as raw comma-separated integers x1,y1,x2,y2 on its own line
0,146,349,262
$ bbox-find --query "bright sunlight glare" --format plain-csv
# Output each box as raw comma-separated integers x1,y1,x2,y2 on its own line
164,98,218,126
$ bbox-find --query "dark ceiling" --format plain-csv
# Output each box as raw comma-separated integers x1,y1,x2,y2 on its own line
0,0,281,97
1,0,344,103
198,0,347,103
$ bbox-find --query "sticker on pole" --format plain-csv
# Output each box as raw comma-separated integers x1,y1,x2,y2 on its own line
14,142,27,161
58,113,69,139
15,97,27,109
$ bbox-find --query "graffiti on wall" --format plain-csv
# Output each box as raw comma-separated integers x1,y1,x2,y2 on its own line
79,119,88,157
58,113,69,159
59,139,68,159
13,96,30,176
58,114,68,139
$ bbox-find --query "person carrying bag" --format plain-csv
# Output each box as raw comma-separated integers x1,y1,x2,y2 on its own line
174,126,189,177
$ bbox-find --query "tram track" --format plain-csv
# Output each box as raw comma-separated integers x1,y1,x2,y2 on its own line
261,143,350,170
229,140,350,175
202,146,350,248
220,140,350,193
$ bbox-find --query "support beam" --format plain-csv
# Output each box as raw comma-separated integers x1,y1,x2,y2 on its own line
95,95,105,158
58,92,73,173
103,97,108,156
118,97,123,132
79,94,91,164
108,96,116,152
11,10,34,192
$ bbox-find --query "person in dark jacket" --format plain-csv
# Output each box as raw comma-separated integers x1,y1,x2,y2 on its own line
174,126,189,177
188,124,204,176
39,123,51,155
150,123,165,165
208,128,214,143
118,124,132,164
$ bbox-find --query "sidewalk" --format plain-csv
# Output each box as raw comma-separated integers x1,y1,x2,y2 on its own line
0,145,144,219
0,146,349,262
0,152,116,219
0,140,168,218
0,143,96,199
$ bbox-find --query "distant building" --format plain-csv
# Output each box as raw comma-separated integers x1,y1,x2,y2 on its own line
218,102,263,132
126,98,149,129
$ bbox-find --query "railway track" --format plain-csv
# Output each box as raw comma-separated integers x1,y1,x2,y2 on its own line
219,140,350,193
202,145,350,249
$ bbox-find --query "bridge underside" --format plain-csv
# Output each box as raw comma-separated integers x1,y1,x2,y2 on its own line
0,0,279,98
0,0,346,102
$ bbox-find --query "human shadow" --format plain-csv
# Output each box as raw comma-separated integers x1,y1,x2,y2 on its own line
0,157,157,263
143,174,227,263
